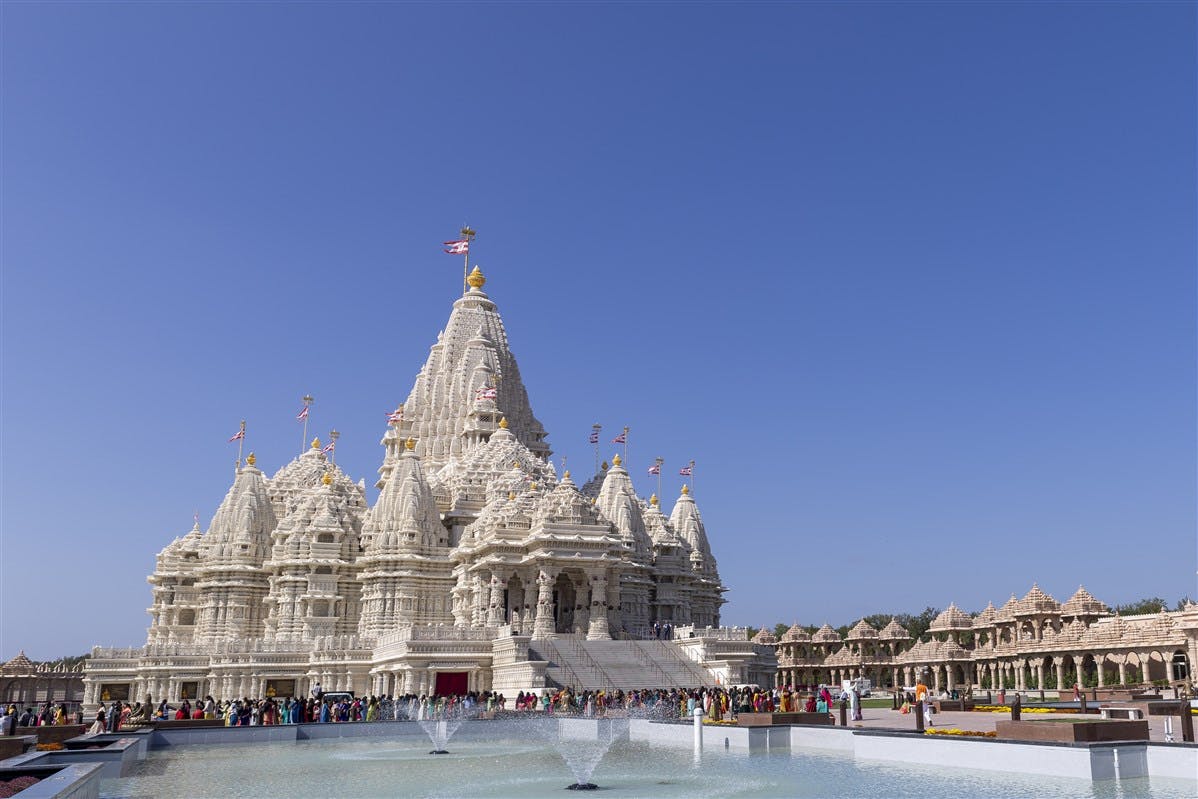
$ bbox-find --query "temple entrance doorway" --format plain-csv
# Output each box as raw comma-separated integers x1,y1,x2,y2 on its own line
434,672,467,696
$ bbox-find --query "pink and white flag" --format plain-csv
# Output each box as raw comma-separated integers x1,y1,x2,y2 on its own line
647,463,661,475
611,432,626,444
444,239,470,254
386,407,404,424
476,387,498,400
322,440,335,454
296,406,309,422
678,465,693,476
228,429,245,442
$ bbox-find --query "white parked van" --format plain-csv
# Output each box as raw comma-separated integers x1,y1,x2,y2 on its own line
841,678,872,697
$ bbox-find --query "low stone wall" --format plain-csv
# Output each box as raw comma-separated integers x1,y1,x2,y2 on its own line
0,736,36,760
16,726,86,746
737,712,832,727
995,719,1149,743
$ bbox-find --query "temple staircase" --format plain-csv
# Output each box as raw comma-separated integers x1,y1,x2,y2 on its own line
527,636,713,690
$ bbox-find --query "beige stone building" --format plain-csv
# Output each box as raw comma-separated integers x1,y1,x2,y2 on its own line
83,265,772,706
770,585,1197,693
1,652,84,708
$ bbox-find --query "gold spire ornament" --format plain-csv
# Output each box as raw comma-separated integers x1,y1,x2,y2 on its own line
466,265,486,289
681,484,690,495
650,493,658,506
405,437,416,451
508,491,517,501
311,437,321,450
321,471,333,486
498,416,509,429
612,453,622,467
246,452,256,467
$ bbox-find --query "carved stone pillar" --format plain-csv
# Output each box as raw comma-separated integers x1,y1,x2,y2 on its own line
587,573,610,640
1097,657,1106,687
1118,660,1127,686
1074,657,1084,689
533,569,556,638
487,571,507,627
574,576,590,634
1055,661,1066,692
606,578,623,636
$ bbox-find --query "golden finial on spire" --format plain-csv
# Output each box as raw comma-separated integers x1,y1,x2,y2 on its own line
311,437,321,450
321,471,333,486
467,265,486,289
601,460,609,471
612,453,622,467
508,490,516,501
404,437,416,451
498,416,509,429
681,484,690,495
246,452,256,467
529,481,537,491
650,493,658,506
563,470,571,479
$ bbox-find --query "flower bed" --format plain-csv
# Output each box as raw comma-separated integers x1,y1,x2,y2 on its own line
924,728,996,738
0,776,39,798
34,742,63,751
972,705,1067,714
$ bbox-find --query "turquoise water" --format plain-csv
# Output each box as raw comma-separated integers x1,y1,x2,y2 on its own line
100,734,1196,799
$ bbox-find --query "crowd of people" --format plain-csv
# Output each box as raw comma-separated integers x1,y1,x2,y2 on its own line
0,702,84,733
65,683,859,734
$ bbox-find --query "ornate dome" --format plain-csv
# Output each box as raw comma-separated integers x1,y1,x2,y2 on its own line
846,619,879,640
929,603,973,631
1015,584,1060,616
812,623,841,644
1060,585,1109,618
879,618,911,640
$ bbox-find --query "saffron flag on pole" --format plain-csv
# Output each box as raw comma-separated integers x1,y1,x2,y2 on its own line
588,430,600,444
679,464,693,476
444,240,469,254
647,463,661,475
296,406,309,422
611,432,626,444
228,429,245,442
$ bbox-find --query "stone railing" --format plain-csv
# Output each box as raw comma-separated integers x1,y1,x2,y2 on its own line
673,625,750,641
375,625,498,648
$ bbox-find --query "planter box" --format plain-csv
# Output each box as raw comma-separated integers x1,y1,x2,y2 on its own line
0,762,102,799
149,718,226,730
737,712,832,727
934,700,975,712
995,719,1149,743
0,736,37,760
15,727,86,746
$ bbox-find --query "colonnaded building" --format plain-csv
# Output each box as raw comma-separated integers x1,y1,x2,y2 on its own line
84,265,776,707
764,586,1198,694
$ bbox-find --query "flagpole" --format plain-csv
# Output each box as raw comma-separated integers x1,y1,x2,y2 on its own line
460,225,476,295
655,456,664,499
622,426,630,465
592,423,602,475
300,394,313,453
689,459,696,495
236,420,246,469
330,429,339,466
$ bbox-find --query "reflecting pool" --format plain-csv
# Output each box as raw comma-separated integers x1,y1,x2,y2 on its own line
100,727,1197,799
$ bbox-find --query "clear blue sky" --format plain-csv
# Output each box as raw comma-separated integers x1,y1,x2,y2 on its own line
2,2,1195,660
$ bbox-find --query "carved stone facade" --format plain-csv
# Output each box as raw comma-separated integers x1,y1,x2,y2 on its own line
84,266,735,704
770,585,1198,694
1,652,84,708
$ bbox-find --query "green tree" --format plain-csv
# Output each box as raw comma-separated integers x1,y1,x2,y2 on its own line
773,623,790,640
1114,597,1168,615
